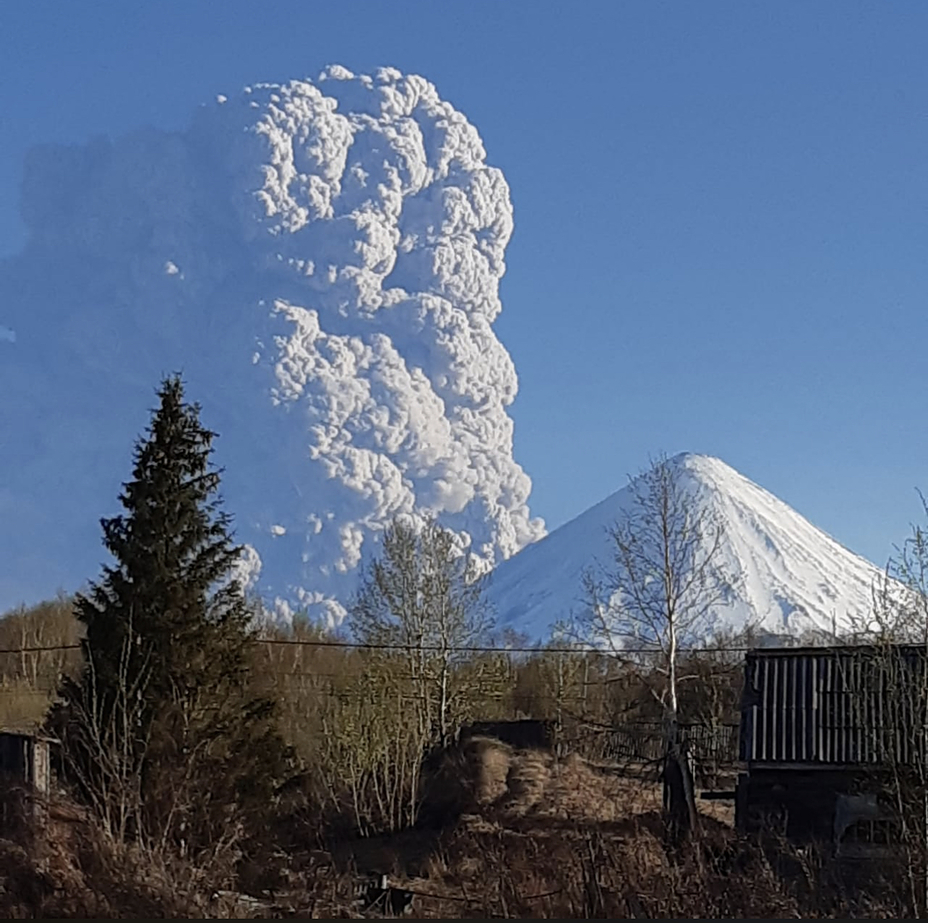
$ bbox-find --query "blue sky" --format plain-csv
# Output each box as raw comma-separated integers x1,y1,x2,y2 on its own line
1,0,926,569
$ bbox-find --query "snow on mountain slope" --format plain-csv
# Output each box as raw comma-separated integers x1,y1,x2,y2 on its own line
487,453,884,643
0,66,544,621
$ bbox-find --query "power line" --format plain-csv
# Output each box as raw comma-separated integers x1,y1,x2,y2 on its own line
252,637,755,656
0,637,758,656
0,640,753,656
258,637,591,654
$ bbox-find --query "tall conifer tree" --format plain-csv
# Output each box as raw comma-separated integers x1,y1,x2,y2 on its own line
56,375,290,851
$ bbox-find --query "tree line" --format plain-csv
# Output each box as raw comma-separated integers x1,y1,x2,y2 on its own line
10,372,928,883
0,376,758,854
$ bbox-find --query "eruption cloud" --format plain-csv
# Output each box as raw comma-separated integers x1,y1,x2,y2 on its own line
0,65,545,622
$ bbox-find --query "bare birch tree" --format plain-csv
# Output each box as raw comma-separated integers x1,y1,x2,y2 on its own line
350,516,494,750
578,453,740,837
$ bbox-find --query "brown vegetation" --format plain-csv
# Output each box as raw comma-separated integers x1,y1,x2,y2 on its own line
9,383,928,917
0,750,910,919
0,596,920,918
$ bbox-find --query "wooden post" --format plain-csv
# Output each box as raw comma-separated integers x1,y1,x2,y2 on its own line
663,728,699,844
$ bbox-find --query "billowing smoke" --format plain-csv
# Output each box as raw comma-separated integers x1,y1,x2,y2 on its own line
0,65,545,623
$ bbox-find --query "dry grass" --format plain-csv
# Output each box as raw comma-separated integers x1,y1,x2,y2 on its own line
538,752,662,822
0,744,914,918
468,735,513,806
420,735,513,821
0,824,218,918
0,782,913,919
0,790,362,919
388,821,812,918
427,738,672,828
350,746,909,918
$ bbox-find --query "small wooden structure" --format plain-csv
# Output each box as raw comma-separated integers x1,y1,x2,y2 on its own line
736,644,925,849
0,731,52,792
0,730,54,829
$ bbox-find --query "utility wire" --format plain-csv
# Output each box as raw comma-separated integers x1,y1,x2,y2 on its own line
255,637,755,654
0,638,756,656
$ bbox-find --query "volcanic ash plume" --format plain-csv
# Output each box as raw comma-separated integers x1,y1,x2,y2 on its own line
0,65,545,622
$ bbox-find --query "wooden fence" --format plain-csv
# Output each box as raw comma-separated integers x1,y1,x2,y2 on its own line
565,721,739,780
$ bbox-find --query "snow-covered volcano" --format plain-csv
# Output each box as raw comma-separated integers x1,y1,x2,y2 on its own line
487,453,884,643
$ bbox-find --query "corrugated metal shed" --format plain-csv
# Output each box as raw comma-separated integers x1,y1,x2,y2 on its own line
740,645,928,766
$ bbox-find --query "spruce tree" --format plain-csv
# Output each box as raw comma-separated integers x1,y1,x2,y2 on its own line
55,375,290,852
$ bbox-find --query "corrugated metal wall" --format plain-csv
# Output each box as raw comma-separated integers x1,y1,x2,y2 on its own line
740,646,928,766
